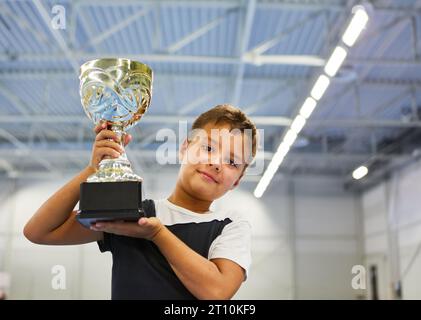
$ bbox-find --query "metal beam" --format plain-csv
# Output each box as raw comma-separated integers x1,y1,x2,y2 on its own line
260,0,421,14
0,148,414,164
178,83,226,115
1,115,421,128
68,2,79,49
285,152,414,163
0,82,31,115
401,240,421,280
243,54,325,66
332,88,412,154
256,118,421,128
75,0,242,9
165,7,238,53
80,7,150,50
252,150,414,164
0,3,51,47
247,10,323,56
4,51,421,68
243,81,293,114
0,52,324,66
77,4,103,52
347,58,421,68
0,148,413,182
385,175,403,299
32,0,80,74
0,128,28,149
356,15,412,83
362,13,412,43
72,0,421,13
0,159,15,173
232,0,256,106
344,138,421,192
0,128,59,173
1,70,420,89
370,88,412,117
412,15,420,60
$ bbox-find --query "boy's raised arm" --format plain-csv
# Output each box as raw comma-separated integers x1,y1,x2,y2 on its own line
23,122,130,245
23,165,103,245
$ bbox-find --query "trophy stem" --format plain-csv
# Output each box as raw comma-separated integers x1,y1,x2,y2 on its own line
87,122,142,183
106,123,127,161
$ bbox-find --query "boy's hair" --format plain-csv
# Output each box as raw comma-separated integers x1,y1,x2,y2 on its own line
191,104,257,164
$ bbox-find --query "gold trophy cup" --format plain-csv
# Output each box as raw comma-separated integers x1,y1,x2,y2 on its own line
77,58,153,228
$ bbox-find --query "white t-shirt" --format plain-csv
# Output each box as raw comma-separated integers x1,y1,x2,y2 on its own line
155,198,252,279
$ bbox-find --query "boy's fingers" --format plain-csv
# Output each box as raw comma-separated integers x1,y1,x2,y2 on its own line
93,121,107,134
95,140,124,153
138,217,147,225
94,221,137,234
95,129,120,142
124,134,132,146
97,147,121,159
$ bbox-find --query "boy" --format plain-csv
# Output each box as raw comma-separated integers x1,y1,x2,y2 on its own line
24,104,257,300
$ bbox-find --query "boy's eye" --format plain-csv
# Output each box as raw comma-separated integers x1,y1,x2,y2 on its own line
202,144,214,152
229,159,240,168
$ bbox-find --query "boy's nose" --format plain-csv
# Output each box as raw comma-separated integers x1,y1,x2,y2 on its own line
209,163,221,172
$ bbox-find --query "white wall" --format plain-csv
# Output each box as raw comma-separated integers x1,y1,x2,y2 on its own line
290,177,363,299
0,178,112,299
361,158,421,300
0,170,363,299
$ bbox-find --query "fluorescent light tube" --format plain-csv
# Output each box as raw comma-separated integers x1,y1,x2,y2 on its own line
342,6,369,47
352,165,368,180
291,114,306,134
310,75,330,101
324,46,348,77
299,97,317,119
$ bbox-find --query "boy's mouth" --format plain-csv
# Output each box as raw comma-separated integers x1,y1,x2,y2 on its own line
197,170,218,184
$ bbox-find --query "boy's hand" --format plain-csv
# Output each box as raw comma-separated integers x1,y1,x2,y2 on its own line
89,121,132,170
90,217,163,241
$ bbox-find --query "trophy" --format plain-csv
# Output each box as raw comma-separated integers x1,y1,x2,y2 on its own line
76,58,153,228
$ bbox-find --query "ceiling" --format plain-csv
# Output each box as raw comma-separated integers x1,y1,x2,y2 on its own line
1,0,421,190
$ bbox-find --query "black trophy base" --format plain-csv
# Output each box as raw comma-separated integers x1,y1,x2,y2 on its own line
77,181,144,228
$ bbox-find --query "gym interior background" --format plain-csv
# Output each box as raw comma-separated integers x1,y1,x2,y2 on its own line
0,0,421,300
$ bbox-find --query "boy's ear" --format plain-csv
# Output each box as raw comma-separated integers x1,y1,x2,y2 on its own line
230,172,244,190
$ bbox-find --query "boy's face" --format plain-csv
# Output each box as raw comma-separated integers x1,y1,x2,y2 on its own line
178,122,252,202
